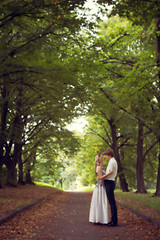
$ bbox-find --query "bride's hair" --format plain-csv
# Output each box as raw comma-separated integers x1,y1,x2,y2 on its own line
95,153,104,167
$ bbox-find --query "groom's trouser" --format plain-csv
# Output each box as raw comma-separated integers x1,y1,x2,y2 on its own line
104,180,117,224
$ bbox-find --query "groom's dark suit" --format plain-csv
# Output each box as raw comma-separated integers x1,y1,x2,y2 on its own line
104,157,118,225
104,179,117,225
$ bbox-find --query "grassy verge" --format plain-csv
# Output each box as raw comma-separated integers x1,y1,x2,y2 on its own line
74,186,95,192
34,182,63,191
115,190,160,213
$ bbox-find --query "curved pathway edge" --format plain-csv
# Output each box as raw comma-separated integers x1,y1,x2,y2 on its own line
0,190,61,226
118,202,160,228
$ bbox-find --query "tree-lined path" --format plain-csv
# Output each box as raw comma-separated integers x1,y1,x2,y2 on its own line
0,191,160,240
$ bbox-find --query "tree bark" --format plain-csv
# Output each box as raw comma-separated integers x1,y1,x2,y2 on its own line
0,85,9,187
136,121,147,193
109,119,129,192
153,4,160,197
154,154,160,196
5,154,17,187
18,144,25,185
156,7,160,100
6,86,24,186
6,141,23,186
0,85,8,164
25,169,34,184
15,86,25,185
25,151,36,185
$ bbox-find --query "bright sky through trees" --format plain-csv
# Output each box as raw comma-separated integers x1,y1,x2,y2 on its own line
67,0,109,134
78,0,110,22
67,117,88,133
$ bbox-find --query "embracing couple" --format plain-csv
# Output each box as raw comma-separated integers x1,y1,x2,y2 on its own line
89,148,118,227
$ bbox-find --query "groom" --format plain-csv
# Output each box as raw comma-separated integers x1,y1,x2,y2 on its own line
98,148,118,226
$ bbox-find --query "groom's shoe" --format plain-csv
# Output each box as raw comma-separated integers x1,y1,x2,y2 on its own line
106,221,112,226
107,221,118,227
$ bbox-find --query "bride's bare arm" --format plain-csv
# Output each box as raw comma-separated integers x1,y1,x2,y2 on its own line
96,166,102,181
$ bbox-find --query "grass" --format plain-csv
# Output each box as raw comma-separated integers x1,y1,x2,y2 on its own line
74,186,95,192
34,181,62,191
115,190,160,213
16,202,30,209
0,199,11,204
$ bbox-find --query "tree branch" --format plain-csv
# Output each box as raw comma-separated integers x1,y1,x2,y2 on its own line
99,87,154,134
109,33,130,48
144,139,160,159
88,127,111,146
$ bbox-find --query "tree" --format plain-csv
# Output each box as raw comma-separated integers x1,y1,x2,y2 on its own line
0,0,90,187
97,0,160,195
77,14,159,192
155,154,160,196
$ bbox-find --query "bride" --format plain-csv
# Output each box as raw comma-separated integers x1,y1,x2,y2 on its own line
89,153,109,224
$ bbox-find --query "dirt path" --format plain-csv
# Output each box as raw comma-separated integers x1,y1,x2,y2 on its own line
0,191,160,240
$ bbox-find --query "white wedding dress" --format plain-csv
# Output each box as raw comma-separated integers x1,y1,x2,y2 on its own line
89,167,109,224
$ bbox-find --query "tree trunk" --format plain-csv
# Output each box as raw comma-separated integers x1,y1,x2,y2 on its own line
6,120,23,186
152,11,160,197
15,86,25,185
156,8,160,101
25,169,34,184
6,139,23,186
25,152,36,185
0,168,3,188
0,85,9,187
136,121,147,193
18,145,25,185
154,154,160,196
6,158,17,187
109,119,129,192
